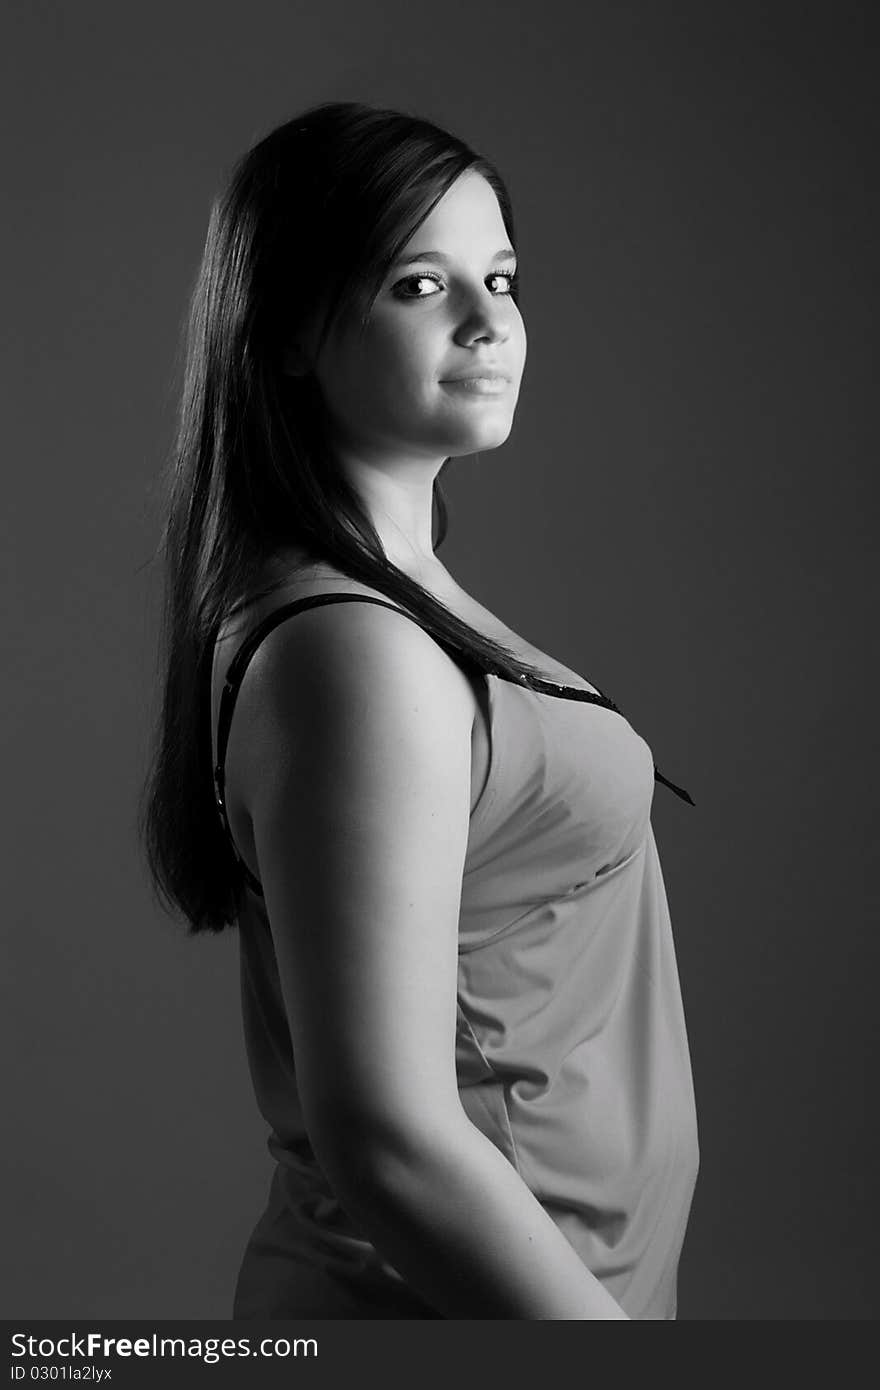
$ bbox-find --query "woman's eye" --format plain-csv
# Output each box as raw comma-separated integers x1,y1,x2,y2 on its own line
396,272,444,298
394,267,519,299
487,268,518,293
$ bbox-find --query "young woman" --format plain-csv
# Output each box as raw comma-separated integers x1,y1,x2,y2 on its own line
140,101,699,1320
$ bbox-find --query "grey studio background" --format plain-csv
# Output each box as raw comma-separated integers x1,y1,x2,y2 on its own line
4,1,877,1320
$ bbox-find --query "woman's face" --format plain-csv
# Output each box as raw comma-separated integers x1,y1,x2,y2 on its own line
298,170,527,467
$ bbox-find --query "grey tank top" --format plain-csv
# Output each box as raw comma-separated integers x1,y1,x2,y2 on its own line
214,592,699,1320
213,593,694,898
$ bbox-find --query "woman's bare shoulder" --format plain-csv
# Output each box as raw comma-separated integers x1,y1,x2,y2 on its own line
212,546,483,890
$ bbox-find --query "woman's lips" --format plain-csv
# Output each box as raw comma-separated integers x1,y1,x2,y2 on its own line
440,377,511,395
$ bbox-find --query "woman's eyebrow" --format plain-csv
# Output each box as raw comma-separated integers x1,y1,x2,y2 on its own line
392,246,516,267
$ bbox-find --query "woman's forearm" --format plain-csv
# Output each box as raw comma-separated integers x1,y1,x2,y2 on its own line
323,1115,630,1320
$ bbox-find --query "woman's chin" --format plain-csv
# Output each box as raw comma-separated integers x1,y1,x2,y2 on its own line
443,417,515,456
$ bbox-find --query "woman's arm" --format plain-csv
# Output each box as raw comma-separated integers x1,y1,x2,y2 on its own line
243,602,629,1320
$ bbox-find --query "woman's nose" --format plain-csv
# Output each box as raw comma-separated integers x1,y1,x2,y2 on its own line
456,296,510,345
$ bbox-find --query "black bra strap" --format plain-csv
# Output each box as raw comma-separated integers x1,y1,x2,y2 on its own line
212,592,694,897
653,769,696,806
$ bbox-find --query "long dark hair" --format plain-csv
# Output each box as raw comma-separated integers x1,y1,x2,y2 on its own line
139,99,554,934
